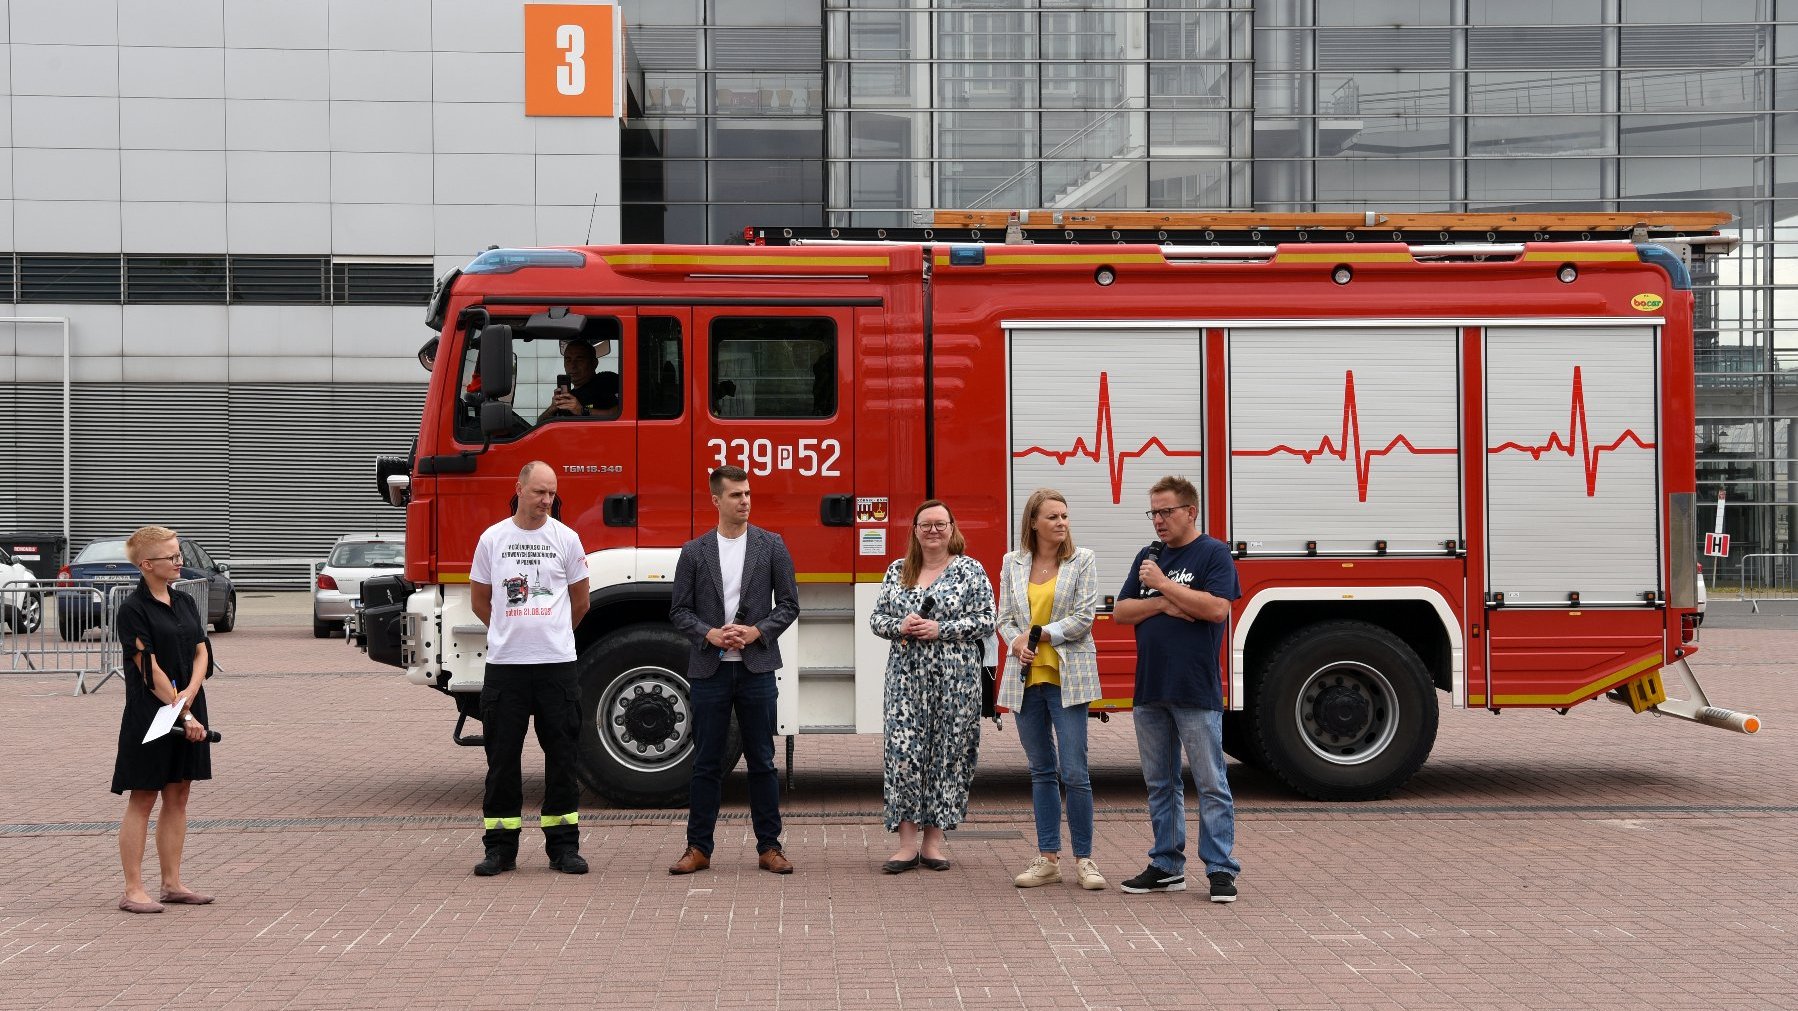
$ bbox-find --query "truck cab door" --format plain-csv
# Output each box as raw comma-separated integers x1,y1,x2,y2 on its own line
633,311,693,548
692,308,855,582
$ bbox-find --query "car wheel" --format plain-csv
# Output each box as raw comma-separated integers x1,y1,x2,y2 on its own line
57,609,89,642
212,593,236,633
1250,620,1438,802
5,594,42,634
313,618,335,638
575,622,741,808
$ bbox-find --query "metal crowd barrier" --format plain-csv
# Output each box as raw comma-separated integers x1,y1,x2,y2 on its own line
2,577,211,695
1735,553,1798,613
218,557,324,592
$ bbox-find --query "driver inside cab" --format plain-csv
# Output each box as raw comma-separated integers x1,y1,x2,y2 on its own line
540,340,620,421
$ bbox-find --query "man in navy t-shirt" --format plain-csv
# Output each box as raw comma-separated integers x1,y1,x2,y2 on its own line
1113,475,1243,902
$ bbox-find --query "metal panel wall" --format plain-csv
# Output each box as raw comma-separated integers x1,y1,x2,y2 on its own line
1230,327,1461,554
1485,327,1660,604
0,383,423,583
1007,328,1205,597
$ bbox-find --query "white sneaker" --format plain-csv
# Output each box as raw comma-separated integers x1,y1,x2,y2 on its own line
1074,857,1107,890
1013,855,1061,887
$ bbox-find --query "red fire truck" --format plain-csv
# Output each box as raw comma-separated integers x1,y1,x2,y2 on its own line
357,211,1759,807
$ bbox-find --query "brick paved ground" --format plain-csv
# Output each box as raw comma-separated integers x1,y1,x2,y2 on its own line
1,598,1792,1009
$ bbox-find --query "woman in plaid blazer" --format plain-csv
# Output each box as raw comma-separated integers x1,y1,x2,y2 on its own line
995,488,1106,890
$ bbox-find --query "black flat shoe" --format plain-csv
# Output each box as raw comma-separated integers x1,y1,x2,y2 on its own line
881,854,921,874
920,856,951,871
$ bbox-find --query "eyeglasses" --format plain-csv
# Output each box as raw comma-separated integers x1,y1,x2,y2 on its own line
143,553,182,565
916,522,952,532
1144,506,1194,521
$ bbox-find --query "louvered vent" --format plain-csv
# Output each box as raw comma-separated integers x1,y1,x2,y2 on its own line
630,26,702,69
1316,28,1455,71
126,256,228,304
231,257,329,304
0,383,425,588
18,255,122,303
1621,24,1765,67
713,28,821,72
1467,27,1603,69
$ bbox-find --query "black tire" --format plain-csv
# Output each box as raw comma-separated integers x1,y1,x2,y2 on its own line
212,593,236,633
313,619,334,639
5,593,42,634
575,623,742,808
1251,620,1437,801
58,610,89,642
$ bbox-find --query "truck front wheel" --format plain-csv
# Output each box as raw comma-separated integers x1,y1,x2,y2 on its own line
575,623,741,808
1251,620,1437,801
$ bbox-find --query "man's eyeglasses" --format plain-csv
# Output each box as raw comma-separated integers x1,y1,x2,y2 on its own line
1144,506,1194,521
916,522,952,532
143,553,183,565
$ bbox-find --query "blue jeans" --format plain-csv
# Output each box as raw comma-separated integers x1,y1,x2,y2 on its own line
1134,703,1239,878
687,662,782,855
1015,682,1094,857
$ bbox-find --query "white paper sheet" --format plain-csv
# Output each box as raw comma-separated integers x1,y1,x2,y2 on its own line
142,702,182,744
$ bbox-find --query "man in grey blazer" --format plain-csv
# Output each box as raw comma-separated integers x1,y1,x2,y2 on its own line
667,465,801,874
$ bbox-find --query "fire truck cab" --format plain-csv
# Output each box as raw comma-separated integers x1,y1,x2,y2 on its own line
358,211,1758,807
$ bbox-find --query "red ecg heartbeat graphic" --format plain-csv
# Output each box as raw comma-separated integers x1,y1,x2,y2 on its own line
1230,370,1457,502
1487,365,1654,497
1011,371,1203,504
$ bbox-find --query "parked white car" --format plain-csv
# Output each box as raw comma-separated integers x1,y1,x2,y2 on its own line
1,547,41,633
1695,561,1708,625
314,533,405,638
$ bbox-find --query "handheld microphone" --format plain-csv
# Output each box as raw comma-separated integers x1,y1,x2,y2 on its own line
176,726,223,744
1027,624,1043,651
1141,541,1165,598
907,596,936,642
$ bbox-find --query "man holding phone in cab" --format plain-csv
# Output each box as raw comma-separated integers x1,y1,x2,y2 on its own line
540,339,620,421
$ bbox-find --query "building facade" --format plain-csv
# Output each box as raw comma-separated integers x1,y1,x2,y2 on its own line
0,0,622,579
2,0,1792,575
619,0,1796,565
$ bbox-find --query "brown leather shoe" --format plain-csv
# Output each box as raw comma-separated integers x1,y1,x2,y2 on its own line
668,846,710,875
758,848,794,875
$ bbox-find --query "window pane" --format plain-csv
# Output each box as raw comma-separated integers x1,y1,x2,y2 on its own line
710,317,837,419
711,159,824,203
638,317,685,420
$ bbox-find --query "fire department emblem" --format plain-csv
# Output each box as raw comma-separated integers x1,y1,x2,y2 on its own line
855,497,889,524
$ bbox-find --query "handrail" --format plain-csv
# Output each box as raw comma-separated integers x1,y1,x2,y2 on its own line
1734,552,1798,613
968,96,1137,210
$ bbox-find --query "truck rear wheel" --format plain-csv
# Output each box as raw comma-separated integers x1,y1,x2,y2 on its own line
1251,620,1436,801
575,623,741,808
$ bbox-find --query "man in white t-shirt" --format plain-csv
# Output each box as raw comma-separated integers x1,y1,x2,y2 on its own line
469,461,591,876
666,466,800,875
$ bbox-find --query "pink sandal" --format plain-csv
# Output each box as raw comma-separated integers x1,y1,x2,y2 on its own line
119,895,164,914
159,888,214,905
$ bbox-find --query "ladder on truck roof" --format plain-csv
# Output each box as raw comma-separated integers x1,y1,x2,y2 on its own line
747,209,1737,263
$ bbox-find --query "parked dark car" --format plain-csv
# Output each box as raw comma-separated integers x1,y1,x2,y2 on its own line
56,536,237,641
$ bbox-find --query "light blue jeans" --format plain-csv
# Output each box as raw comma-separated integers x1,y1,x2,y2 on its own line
1134,703,1240,878
1015,682,1094,857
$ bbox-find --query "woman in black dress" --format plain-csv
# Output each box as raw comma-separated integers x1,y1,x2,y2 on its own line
111,525,215,913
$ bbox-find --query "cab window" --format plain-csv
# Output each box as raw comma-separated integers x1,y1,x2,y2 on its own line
710,317,836,419
638,316,685,420
455,315,623,441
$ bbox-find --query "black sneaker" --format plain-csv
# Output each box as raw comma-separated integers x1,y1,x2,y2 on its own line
1208,872,1238,903
473,853,516,876
549,852,589,875
1119,865,1186,893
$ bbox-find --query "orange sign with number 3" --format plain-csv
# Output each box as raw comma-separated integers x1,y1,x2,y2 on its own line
524,4,618,117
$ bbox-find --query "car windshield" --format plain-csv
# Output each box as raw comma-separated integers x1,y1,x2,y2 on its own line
76,539,131,563
329,541,406,568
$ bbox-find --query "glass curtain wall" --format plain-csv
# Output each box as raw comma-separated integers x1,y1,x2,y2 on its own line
825,0,1253,227
621,0,825,242
1252,0,1797,566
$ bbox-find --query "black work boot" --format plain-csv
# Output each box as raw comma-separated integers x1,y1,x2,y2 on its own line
474,850,517,876
544,823,585,874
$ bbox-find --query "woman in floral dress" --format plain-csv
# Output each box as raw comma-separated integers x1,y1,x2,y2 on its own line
870,499,996,873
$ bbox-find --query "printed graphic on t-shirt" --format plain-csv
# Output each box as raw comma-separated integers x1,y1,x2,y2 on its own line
498,543,560,617
1141,564,1195,598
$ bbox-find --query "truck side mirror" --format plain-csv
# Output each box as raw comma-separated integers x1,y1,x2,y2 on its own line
476,324,515,400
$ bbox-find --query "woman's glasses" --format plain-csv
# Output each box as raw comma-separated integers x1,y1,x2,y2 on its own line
915,522,951,532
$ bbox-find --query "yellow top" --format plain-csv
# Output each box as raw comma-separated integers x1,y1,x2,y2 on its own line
1024,578,1061,688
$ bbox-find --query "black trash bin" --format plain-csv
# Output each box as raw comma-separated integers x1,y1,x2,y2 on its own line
2,532,67,580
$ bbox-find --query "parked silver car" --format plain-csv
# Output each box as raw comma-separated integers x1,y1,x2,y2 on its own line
314,533,404,638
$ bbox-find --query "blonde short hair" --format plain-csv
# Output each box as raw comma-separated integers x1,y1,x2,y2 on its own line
126,526,178,564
